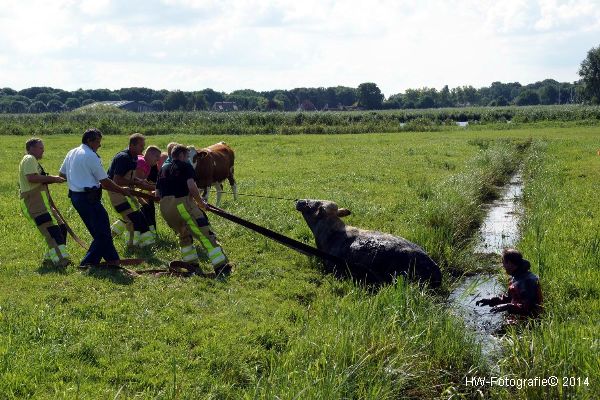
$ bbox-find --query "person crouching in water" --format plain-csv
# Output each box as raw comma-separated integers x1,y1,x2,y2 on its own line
156,145,233,277
477,249,543,319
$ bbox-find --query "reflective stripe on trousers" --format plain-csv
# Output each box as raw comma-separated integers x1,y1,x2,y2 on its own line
176,203,226,266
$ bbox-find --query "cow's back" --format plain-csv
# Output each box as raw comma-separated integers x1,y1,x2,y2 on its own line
196,142,235,185
206,142,234,165
325,229,441,286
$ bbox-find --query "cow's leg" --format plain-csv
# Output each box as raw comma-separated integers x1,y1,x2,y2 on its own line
202,186,209,203
215,182,224,206
228,167,238,200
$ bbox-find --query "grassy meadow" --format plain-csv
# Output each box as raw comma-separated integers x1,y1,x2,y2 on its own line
0,126,598,399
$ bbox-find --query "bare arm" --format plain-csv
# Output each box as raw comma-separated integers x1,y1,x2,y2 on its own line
187,178,207,210
113,173,154,191
133,177,155,191
135,168,147,180
112,174,131,187
100,178,130,196
26,173,65,184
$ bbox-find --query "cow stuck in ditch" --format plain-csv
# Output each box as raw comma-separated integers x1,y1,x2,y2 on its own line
296,199,442,287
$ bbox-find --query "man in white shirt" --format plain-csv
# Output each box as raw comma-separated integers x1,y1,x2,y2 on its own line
59,128,131,267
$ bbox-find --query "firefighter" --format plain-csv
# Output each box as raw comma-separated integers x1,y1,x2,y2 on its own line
135,145,162,235
19,138,70,267
156,144,233,276
107,133,156,247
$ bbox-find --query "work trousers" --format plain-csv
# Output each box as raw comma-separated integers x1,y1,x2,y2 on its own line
70,190,119,265
140,199,156,232
20,186,69,265
159,195,227,267
108,191,154,246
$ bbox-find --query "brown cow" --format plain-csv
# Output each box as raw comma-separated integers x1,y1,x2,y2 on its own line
187,142,237,206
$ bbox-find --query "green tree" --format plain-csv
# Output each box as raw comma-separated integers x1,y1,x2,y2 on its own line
186,92,208,111
65,98,81,110
579,44,600,103
357,82,383,109
10,101,28,113
29,101,48,113
514,89,540,106
151,100,164,111
416,95,435,109
164,91,188,111
46,99,65,112
539,85,559,105
200,88,225,106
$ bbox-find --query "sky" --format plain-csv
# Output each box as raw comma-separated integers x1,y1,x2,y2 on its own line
1,0,599,97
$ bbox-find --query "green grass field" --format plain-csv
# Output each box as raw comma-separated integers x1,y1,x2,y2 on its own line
0,127,598,399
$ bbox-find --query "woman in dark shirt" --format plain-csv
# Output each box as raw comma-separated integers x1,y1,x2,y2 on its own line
477,249,543,318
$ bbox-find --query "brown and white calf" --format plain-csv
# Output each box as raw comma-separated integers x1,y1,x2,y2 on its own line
187,142,237,206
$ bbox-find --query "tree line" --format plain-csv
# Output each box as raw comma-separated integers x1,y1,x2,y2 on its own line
2,45,599,114
0,80,584,114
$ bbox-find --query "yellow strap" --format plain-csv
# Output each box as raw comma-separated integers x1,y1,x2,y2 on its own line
41,191,58,225
176,203,216,253
20,199,34,223
125,196,139,211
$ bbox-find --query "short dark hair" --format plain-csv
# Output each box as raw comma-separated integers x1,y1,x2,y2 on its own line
502,248,531,271
167,142,179,156
25,137,43,152
129,133,145,146
171,145,189,160
82,128,103,145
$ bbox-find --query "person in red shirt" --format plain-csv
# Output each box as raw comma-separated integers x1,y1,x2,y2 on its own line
136,145,162,235
477,249,543,318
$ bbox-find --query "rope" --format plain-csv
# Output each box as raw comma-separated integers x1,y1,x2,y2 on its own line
208,189,298,202
205,204,345,264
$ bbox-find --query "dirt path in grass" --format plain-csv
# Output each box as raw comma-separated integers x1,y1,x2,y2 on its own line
448,172,523,362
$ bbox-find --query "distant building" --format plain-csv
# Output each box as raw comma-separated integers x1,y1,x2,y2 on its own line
81,100,155,112
212,101,238,111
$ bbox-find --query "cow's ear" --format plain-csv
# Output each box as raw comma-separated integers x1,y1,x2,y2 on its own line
199,150,209,158
337,208,351,217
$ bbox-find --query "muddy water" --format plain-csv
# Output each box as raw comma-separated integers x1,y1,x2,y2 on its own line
448,173,523,361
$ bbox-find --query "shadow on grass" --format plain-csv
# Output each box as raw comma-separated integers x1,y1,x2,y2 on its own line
37,261,69,275
84,266,135,285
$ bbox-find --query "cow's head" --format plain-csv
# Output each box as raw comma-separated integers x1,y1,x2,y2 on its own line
187,146,209,169
296,199,351,222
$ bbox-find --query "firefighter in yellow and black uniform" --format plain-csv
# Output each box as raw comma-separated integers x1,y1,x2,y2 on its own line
107,133,156,248
18,138,71,267
156,144,232,276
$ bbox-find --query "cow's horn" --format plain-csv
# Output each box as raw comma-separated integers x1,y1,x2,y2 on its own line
337,208,351,217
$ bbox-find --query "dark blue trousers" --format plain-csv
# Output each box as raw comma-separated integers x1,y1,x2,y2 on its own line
70,191,119,265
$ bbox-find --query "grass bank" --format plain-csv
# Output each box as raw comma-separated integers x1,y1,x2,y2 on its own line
490,137,600,399
0,128,597,398
1,106,600,136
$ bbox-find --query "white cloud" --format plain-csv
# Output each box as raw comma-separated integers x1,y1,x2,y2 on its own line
0,0,598,94
79,0,112,16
